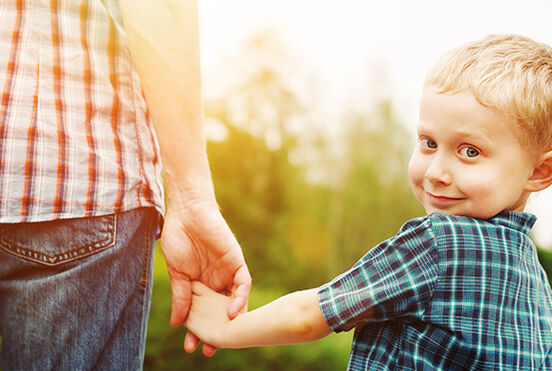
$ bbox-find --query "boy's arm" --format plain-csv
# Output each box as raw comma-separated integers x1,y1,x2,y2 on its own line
185,282,333,350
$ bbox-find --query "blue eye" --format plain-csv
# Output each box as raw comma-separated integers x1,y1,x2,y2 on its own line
460,146,479,158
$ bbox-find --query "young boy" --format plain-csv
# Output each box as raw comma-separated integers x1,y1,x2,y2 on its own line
185,34,552,370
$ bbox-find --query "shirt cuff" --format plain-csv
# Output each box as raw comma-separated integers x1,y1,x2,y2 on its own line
317,283,350,333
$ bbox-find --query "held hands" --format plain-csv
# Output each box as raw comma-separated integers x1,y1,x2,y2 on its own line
184,282,234,348
184,282,334,350
160,197,251,355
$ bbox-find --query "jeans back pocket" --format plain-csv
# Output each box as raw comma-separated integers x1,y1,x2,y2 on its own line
0,214,116,266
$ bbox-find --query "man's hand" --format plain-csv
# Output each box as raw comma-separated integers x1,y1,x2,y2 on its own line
160,197,251,355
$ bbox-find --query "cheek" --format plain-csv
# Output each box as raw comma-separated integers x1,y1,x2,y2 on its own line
456,168,496,198
408,152,424,186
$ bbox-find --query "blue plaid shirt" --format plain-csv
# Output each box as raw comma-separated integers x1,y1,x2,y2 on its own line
319,211,552,370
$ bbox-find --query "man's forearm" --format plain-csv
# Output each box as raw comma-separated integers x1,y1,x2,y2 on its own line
120,0,214,201
120,1,251,340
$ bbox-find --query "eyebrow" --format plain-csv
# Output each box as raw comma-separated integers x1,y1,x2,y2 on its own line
454,129,493,143
417,123,495,146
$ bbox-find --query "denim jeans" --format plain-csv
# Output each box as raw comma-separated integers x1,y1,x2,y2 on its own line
0,207,159,371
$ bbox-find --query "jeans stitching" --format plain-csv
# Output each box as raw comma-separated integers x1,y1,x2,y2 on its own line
0,215,116,266
140,209,154,285
138,208,155,365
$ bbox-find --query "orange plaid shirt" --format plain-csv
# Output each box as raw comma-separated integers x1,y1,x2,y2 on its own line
0,0,164,223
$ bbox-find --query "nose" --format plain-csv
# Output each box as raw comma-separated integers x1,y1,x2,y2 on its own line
425,154,452,186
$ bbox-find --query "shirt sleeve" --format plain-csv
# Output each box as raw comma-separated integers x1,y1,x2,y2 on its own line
318,217,440,332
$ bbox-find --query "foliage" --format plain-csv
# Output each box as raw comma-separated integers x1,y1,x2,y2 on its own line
537,247,552,286
325,102,424,272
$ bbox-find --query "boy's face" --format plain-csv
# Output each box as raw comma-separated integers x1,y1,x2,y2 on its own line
408,87,536,219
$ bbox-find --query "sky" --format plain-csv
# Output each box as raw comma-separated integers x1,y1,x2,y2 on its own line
197,0,552,248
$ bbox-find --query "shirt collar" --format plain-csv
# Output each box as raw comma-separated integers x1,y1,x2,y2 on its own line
490,210,536,236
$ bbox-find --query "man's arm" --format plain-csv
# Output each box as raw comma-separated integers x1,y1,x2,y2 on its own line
119,0,251,354
185,282,333,349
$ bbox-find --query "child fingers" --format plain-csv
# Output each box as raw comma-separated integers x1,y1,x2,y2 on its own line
191,281,210,295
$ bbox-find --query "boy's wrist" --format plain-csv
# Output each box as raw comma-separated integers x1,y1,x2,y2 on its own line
217,316,241,348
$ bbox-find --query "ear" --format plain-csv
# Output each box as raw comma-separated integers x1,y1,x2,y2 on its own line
525,150,552,192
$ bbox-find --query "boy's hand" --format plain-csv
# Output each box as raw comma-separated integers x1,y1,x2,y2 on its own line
184,281,234,349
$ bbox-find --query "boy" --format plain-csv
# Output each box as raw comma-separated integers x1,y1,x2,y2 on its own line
184,34,552,370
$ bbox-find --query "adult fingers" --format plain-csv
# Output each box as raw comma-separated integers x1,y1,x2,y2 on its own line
227,266,252,319
202,343,217,357
184,331,200,353
169,274,192,327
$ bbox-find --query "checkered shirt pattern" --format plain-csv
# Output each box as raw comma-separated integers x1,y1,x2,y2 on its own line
319,211,552,370
0,0,164,223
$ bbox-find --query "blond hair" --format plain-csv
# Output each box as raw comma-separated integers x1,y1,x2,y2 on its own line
425,34,552,152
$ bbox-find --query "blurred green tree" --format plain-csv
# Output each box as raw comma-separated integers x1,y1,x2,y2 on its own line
326,101,423,273
203,31,423,290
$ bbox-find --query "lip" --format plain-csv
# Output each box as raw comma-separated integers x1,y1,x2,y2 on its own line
426,192,464,206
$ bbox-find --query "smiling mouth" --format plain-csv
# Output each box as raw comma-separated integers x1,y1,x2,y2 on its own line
426,192,464,205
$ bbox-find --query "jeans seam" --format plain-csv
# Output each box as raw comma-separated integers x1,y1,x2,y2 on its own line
140,210,153,286
138,209,155,366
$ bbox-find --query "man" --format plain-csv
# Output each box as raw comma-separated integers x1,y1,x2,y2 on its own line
0,0,250,369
